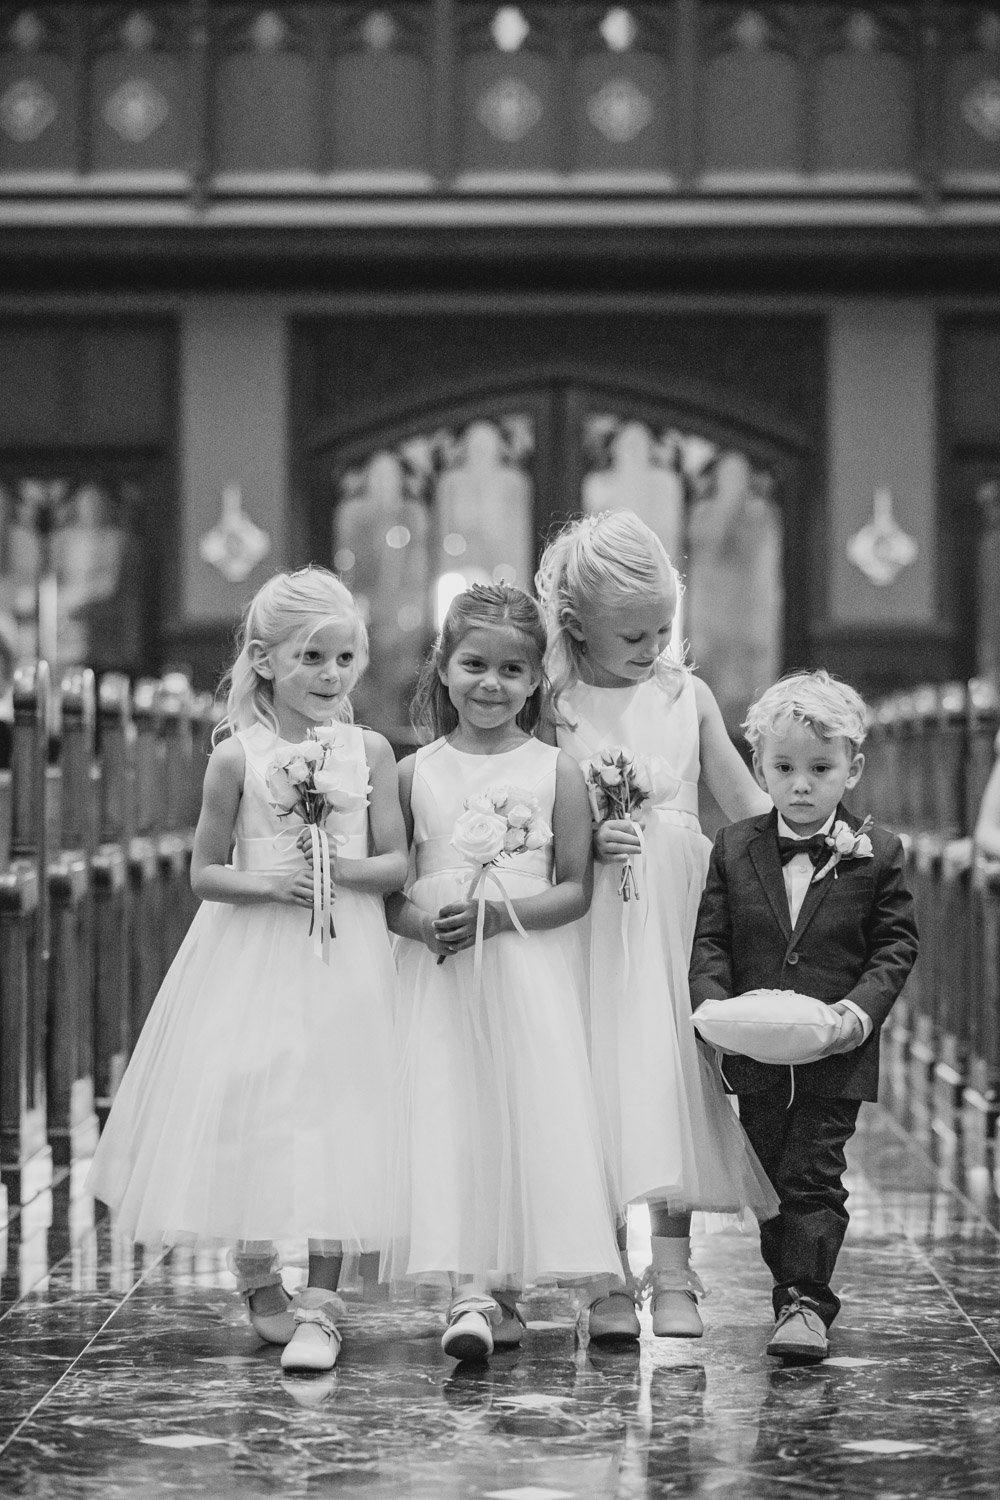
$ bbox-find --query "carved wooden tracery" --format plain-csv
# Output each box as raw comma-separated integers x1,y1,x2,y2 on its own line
0,3,997,188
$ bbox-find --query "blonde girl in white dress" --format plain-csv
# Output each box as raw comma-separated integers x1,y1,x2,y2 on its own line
87,567,407,1374
536,511,779,1343
385,583,624,1362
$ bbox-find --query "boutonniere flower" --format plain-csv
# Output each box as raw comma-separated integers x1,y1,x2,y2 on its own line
813,816,875,883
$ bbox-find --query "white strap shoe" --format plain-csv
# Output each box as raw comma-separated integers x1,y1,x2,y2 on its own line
641,1265,706,1339
442,1294,499,1362
280,1289,346,1372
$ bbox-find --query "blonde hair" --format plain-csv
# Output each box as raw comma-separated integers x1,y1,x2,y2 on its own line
743,670,870,756
215,566,368,741
534,509,686,713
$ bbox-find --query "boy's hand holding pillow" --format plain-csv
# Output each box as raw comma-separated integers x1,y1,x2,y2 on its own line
692,989,861,1065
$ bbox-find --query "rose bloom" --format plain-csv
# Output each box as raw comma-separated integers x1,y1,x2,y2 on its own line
465,792,497,815
266,764,302,812
486,783,513,810
506,801,534,828
452,809,508,865
314,776,370,815
524,820,552,850
854,834,874,858
598,765,623,788
504,827,527,854
832,824,857,855
286,753,311,783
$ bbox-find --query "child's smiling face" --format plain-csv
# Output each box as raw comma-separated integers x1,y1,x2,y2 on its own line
257,617,360,738
753,720,864,835
439,624,540,736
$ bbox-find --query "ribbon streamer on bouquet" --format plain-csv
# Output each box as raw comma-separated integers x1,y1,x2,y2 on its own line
309,824,337,965
619,823,648,996
466,860,528,1008
272,823,345,967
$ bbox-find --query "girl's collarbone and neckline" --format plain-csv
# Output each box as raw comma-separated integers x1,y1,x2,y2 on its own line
445,732,531,757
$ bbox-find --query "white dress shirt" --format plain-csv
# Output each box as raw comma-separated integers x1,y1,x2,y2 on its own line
777,812,872,1043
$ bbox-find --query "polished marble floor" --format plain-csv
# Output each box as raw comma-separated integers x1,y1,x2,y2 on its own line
1,1105,998,1499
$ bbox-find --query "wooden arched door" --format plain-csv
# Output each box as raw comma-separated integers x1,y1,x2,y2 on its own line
295,339,816,745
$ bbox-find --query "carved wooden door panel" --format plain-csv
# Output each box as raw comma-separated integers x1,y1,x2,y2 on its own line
294,321,815,745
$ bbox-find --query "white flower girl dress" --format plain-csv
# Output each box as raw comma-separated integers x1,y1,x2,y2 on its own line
88,722,398,1253
388,736,622,1291
557,673,779,1221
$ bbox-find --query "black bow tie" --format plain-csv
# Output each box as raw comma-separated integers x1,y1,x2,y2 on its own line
777,833,829,866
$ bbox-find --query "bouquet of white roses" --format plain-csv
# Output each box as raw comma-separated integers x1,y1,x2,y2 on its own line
583,745,652,902
438,783,552,970
266,726,371,957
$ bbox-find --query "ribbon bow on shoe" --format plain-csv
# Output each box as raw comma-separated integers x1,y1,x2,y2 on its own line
639,1265,706,1339
280,1289,347,1372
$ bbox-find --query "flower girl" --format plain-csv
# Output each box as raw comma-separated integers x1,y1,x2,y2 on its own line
87,567,407,1373
537,511,779,1342
385,582,623,1361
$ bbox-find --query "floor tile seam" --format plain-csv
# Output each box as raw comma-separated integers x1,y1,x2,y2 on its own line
0,1201,113,1327
0,1246,169,1460
870,1107,1000,1244
852,1159,1000,1369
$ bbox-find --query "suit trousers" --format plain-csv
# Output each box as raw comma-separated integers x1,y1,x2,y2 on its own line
737,1092,862,1327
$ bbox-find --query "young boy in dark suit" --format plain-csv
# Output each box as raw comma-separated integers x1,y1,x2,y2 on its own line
689,671,918,1362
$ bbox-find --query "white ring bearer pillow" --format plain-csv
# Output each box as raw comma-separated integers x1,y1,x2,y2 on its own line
693,989,843,1066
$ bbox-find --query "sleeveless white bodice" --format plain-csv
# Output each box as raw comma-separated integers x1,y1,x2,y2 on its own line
236,722,369,866
557,672,701,830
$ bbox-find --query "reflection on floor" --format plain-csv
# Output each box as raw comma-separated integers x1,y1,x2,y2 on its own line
1,1105,998,1499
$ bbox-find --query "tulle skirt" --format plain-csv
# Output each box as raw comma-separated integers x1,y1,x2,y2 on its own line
587,814,779,1221
87,890,399,1251
386,866,623,1291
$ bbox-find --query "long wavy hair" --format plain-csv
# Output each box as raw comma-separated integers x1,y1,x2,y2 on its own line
410,582,549,742
214,566,368,742
535,509,687,720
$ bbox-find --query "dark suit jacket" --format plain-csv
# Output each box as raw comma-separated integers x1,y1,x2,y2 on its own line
689,805,918,1101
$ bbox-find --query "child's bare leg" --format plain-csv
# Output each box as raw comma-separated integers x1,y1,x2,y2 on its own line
231,1240,289,1317
307,1240,344,1292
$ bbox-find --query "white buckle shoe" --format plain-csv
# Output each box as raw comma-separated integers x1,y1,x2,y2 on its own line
442,1295,499,1362
585,1290,641,1343
280,1289,346,1372
641,1265,705,1339
651,1288,704,1338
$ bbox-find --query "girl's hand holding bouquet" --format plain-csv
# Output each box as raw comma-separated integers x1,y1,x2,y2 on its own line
583,746,652,901
266,726,372,961
433,783,551,962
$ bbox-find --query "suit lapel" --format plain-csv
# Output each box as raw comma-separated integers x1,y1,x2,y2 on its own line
747,814,792,940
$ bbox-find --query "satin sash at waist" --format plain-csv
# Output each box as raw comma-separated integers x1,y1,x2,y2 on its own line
235,830,368,869
648,804,701,834
414,833,553,884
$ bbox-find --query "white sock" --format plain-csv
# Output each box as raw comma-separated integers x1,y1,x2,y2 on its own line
650,1235,692,1288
